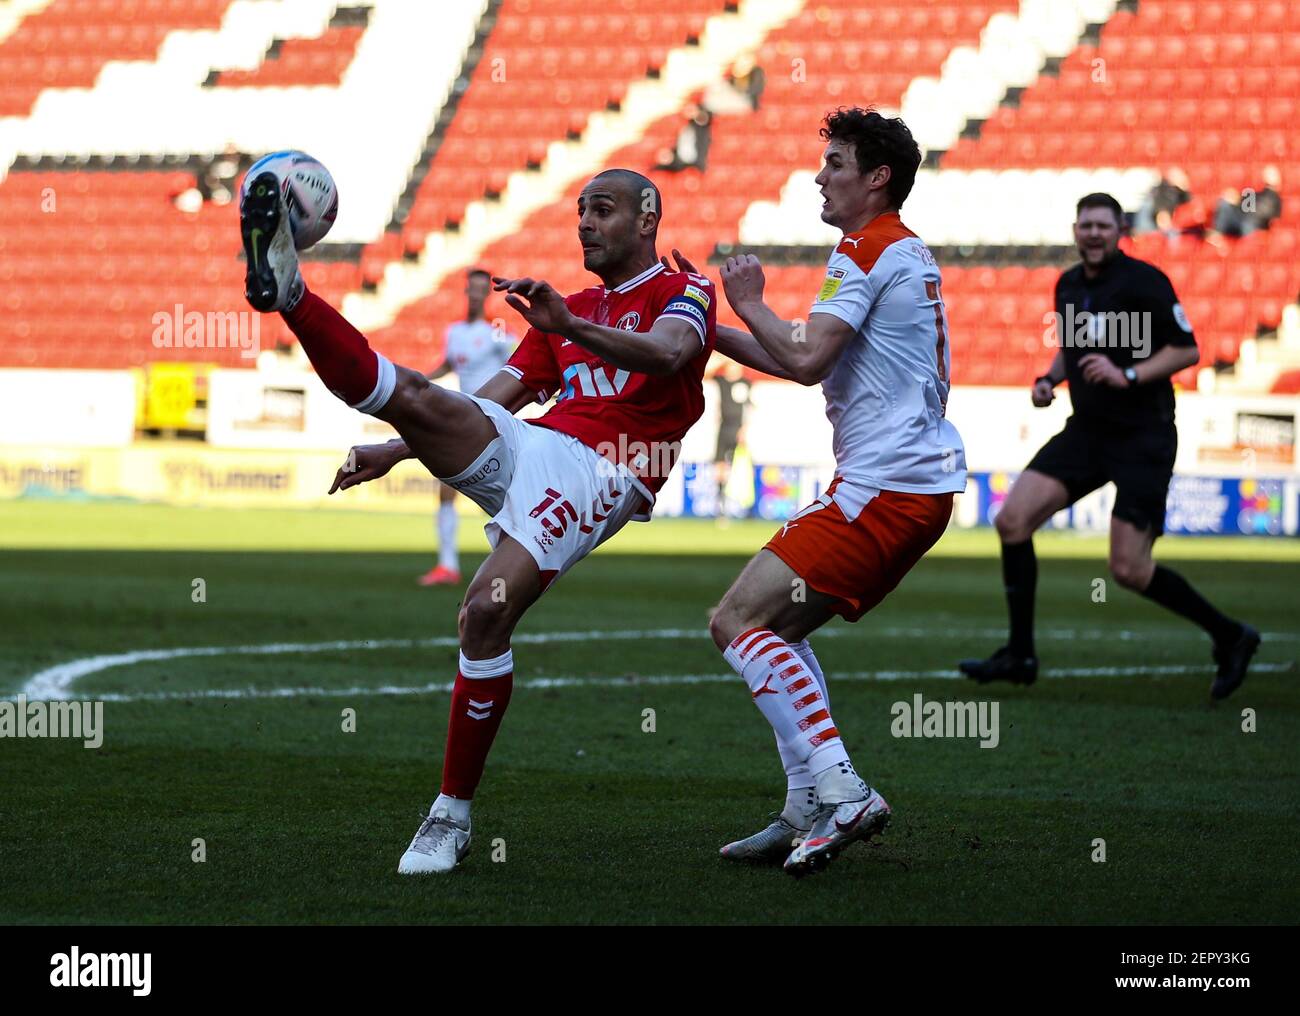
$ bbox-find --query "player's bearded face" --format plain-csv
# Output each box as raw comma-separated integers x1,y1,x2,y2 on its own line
1074,209,1121,267
577,189,639,273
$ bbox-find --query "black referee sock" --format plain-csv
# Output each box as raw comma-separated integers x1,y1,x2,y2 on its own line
1141,565,1241,645
1001,539,1037,658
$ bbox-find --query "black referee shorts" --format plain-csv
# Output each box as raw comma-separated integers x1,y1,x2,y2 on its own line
1025,418,1177,536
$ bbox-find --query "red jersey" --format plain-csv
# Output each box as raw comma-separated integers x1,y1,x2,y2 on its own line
502,261,717,500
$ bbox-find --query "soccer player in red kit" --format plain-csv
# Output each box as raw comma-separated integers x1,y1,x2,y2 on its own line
239,167,716,873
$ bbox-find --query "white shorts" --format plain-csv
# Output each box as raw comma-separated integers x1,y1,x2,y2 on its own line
440,394,649,587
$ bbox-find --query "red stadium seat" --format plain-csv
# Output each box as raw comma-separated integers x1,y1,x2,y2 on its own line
3,0,1296,383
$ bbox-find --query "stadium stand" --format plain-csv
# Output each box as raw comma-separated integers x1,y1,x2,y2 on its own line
942,0,1300,382
0,0,235,118
214,17,366,89
0,0,484,366
0,0,1298,391
395,0,733,250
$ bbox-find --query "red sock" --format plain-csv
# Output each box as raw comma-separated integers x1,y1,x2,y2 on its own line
281,288,393,412
440,650,514,800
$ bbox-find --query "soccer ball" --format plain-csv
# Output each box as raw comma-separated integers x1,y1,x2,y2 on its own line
242,150,338,251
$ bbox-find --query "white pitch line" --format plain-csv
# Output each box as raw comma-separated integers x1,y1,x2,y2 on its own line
12,625,1295,703
19,629,709,701
28,662,1299,704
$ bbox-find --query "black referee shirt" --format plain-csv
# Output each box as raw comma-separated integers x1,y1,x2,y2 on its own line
1053,250,1197,429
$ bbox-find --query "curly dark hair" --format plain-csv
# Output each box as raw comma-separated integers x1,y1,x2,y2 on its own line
819,107,921,208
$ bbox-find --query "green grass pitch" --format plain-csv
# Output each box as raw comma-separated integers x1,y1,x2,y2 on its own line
2,499,1297,924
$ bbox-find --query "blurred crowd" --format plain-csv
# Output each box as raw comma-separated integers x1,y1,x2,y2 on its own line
654,56,764,174
1134,165,1283,245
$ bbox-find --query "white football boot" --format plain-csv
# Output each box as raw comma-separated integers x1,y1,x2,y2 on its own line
720,814,808,863
240,169,304,313
783,788,891,878
397,808,471,875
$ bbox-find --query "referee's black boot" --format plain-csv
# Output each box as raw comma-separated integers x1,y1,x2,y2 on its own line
959,646,1038,685
1210,624,1261,701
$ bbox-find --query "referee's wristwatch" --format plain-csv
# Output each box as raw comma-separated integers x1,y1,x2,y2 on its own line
1123,366,1139,387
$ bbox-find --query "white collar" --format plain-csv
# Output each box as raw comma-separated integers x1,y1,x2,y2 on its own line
608,261,665,294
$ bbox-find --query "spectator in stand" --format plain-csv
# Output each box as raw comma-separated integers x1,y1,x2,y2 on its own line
1244,165,1284,233
1169,187,1212,238
1133,168,1191,235
729,55,766,111
1208,167,1285,247
704,57,766,114
199,144,247,206
655,103,713,173
174,145,248,212
1211,186,1250,239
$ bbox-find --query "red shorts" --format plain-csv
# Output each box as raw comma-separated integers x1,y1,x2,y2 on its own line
763,479,954,622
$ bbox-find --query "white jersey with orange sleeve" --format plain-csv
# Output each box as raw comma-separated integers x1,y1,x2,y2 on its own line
808,210,967,498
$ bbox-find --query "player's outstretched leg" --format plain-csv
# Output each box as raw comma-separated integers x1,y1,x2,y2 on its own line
240,175,498,481
710,551,889,878
398,536,542,874
960,470,1069,685
1109,518,1260,700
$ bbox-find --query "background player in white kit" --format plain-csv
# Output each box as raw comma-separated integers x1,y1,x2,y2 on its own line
419,268,517,585
678,107,966,877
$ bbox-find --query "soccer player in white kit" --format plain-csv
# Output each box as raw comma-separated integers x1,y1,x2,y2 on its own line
419,268,516,585
692,108,967,876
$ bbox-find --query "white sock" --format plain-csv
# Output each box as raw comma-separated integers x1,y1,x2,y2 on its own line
723,627,848,773
431,792,470,824
437,501,458,571
814,758,870,806
780,785,817,829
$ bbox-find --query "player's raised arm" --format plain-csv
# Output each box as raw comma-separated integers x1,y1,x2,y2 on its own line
715,324,797,382
659,248,796,381
720,254,855,386
473,368,541,413
494,275,699,375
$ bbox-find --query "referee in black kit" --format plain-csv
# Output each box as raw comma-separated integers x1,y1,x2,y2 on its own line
960,193,1260,699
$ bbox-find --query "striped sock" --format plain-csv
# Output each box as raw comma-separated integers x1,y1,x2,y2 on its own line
723,628,848,774
439,649,513,801
773,639,831,794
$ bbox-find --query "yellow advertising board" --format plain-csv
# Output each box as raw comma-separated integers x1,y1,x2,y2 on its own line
141,363,206,431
